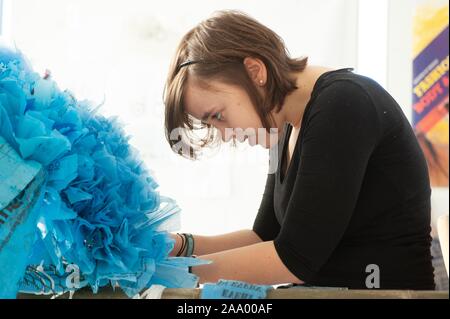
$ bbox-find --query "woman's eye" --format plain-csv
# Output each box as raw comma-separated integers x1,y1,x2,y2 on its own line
213,112,223,121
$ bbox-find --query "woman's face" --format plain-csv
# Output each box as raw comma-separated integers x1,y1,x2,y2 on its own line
183,77,279,148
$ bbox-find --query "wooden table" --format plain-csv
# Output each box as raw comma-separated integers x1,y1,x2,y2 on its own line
17,287,449,299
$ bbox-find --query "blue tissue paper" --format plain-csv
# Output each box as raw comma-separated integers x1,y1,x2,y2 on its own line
0,46,207,298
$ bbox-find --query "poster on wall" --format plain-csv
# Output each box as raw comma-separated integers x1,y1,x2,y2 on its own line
413,1,449,187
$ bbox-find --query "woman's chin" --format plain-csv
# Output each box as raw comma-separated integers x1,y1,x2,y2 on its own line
241,134,275,148
246,135,257,147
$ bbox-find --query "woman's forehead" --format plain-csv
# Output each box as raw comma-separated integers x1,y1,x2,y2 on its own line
186,76,229,95
184,81,210,113
184,78,230,112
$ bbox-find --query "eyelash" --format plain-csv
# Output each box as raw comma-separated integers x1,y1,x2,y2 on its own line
212,112,224,122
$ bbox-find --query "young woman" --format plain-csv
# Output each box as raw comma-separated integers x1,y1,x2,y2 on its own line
163,10,435,290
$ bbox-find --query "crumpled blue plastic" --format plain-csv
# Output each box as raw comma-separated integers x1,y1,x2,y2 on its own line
0,46,209,298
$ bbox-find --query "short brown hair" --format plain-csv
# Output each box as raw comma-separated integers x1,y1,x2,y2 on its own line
163,10,307,159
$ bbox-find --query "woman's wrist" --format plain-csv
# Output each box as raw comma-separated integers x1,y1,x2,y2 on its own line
173,233,195,257
169,232,196,257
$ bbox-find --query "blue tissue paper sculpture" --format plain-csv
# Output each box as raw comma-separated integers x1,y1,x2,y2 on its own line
0,46,205,298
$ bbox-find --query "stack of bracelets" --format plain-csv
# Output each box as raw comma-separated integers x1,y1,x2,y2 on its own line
176,233,197,273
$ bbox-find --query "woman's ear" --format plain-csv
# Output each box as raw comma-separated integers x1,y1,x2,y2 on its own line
243,57,267,86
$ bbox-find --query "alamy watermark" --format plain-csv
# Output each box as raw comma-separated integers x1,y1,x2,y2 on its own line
365,264,380,289
65,263,81,289
169,126,281,174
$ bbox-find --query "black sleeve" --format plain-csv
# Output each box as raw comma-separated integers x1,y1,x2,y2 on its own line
273,80,381,282
252,173,281,241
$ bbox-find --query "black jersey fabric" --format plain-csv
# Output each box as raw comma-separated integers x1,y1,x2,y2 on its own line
252,68,435,290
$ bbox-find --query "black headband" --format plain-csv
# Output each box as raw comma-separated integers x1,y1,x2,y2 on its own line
177,60,199,70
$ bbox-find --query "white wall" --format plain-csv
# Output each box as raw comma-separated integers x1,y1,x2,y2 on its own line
0,0,11,42
0,0,3,35
357,0,389,89
386,0,414,123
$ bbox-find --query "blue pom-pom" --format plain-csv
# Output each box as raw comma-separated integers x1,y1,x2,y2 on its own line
0,45,209,298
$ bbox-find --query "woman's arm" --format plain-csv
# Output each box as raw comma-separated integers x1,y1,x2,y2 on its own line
192,241,304,285
169,229,263,257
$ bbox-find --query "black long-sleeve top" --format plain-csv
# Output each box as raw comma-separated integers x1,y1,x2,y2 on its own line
253,68,435,290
